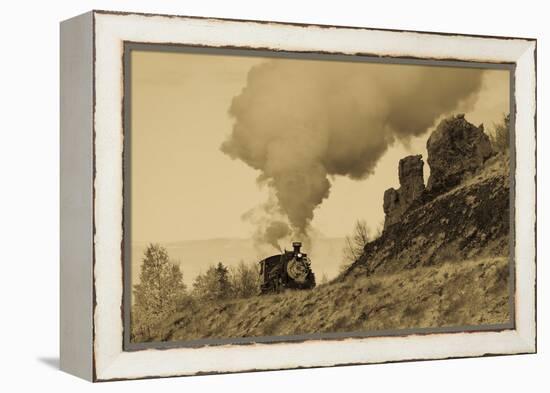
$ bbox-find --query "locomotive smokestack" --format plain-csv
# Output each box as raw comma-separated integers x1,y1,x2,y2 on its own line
292,242,302,253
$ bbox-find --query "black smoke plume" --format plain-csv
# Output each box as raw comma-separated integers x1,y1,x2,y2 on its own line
222,59,483,242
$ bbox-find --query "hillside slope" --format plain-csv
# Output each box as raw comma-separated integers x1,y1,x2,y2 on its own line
155,256,509,342
134,115,513,344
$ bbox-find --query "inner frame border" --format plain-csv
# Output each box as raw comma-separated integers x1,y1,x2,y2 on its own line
121,41,517,352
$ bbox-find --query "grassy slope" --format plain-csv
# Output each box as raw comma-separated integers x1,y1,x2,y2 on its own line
156,256,509,342
140,154,511,343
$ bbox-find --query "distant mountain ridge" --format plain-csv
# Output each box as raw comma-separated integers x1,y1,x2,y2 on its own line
131,237,346,287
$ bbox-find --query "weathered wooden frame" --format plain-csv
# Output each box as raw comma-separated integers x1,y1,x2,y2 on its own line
60,10,537,382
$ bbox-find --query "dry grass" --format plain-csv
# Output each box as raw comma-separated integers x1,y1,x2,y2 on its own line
150,256,510,342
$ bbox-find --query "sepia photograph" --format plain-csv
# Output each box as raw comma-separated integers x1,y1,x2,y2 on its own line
124,45,514,346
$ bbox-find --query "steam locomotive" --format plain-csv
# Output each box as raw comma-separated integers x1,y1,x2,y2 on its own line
258,242,316,294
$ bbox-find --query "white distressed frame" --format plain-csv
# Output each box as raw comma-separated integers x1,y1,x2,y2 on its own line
87,11,536,381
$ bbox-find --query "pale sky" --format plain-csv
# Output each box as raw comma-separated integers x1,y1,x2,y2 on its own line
130,49,510,243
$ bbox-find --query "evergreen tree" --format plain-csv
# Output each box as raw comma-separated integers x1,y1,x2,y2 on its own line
192,262,233,301
215,262,231,299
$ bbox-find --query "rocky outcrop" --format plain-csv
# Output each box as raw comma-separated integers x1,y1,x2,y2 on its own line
427,114,493,193
383,155,425,229
348,154,510,277
348,114,508,278
382,115,493,230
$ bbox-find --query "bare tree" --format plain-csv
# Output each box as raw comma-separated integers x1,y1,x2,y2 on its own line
341,219,370,272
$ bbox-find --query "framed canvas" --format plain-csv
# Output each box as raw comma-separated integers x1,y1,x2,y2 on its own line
60,10,537,382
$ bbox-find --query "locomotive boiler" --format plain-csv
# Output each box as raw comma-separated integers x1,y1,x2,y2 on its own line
258,242,316,294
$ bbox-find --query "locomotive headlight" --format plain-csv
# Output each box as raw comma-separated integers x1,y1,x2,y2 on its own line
297,253,302,258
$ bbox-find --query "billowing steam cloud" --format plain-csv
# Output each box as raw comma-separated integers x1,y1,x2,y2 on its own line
222,59,483,246
262,220,291,251
241,195,291,251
